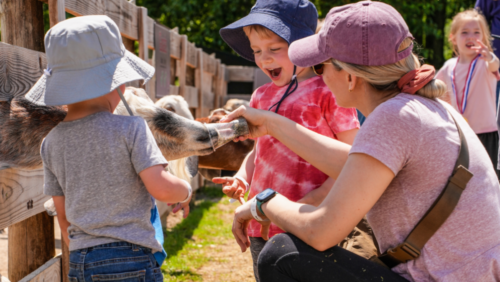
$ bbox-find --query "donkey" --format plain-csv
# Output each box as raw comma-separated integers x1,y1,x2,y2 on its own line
0,87,215,170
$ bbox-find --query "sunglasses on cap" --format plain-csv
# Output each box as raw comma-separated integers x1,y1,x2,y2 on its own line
312,61,333,76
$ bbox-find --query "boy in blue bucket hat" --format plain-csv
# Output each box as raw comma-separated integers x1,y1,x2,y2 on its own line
213,1,360,280
25,15,193,281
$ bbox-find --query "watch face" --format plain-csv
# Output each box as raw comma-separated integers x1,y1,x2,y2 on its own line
257,188,276,202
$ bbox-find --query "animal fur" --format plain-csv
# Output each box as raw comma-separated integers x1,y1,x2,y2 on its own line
155,94,198,182
0,87,214,170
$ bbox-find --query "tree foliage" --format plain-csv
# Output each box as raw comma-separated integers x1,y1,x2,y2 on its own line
138,0,477,68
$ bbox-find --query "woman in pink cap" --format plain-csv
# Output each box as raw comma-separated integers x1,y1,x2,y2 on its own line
223,1,500,281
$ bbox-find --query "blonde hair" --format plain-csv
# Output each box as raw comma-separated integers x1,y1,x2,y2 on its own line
331,38,447,99
243,25,276,39
449,9,493,56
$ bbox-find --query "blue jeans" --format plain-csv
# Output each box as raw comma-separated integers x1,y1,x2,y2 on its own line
68,242,163,282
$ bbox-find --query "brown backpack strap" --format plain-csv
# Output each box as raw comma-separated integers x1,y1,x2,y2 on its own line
377,113,474,269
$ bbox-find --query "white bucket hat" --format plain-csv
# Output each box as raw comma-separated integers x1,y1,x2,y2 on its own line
25,15,154,106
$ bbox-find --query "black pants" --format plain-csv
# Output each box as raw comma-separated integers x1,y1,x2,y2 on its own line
477,131,500,180
257,233,408,282
250,237,268,282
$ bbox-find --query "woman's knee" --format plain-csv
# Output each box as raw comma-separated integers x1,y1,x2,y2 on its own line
257,233,298,269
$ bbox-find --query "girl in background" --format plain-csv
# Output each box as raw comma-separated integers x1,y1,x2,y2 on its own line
436,9,500,179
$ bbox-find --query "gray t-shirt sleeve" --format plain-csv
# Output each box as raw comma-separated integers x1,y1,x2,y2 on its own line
41,139,64,196
129,118,168,174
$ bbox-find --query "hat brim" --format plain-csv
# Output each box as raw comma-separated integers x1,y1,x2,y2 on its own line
25,50,154,106
220,12,292,61
289,34,330,68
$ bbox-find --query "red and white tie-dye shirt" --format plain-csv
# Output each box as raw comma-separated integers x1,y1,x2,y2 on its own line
247,76,360,238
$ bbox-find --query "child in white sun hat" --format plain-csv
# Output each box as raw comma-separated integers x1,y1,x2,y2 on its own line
25,15,192,281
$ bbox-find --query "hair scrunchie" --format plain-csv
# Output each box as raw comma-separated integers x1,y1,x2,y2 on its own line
397,64,435,95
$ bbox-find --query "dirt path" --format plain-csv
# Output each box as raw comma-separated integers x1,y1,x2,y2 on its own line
165,196,255,282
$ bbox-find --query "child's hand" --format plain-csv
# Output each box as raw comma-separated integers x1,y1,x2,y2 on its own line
172,196,191,219
212,177,248,205
472,39,494,61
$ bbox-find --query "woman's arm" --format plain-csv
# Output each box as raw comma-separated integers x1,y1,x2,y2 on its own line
297,128,358,206
233,153,395,252
224,107,351,179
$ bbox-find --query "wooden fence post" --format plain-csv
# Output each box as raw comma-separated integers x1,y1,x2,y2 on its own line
138,6,152,96
195,48,204,119
0,1,55,281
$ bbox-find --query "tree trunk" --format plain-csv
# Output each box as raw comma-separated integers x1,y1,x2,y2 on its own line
1,1,55,281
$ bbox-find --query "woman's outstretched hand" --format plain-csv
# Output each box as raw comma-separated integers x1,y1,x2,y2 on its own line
220,106,274,141
232,200,271,252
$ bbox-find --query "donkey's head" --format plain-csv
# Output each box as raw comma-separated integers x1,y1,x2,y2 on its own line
114,88,214,160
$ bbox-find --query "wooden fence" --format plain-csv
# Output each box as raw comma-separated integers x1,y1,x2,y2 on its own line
0,0,239,281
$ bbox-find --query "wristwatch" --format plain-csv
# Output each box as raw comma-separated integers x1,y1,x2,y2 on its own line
256,188,278,216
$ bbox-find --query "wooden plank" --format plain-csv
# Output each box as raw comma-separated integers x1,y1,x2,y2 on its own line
64,0,106,17
106,0,139,41
48,0,66,27
203,53,217,76
227,66,255,82
178,35,188,97
19,255,61,282
169,31,182,60
147,17,155,50
186,42,197,68
170,85,180,95
62,241,69,282
203,91,215,110
194,48,203,118
0,168,49,230
0,43,47,101
155,23,171,98
138,6,153,96
184,86,198,108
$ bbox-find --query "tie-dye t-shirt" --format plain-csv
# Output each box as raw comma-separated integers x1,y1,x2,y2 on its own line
248,76,360,238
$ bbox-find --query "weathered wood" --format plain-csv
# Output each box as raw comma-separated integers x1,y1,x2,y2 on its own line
62,241,69,282
1,3,56,281
227,66,255,82
170,85,180,95
195,48,204,118
186,66,195,87
203,53,217,76
184,86,199,108
0,43,47,101
138,6,152,96
122,37,135,53
203,92,215,111
9,213,55,282
19,255,61,282
169,31,182,60
147,16,155,50
0,168,50,230
64,0,105,17
186,42,197,68
48,0,66,27
178,35,188,97
106,0,138,41
154,23,171,98
213,59,222,109
0,0,45,52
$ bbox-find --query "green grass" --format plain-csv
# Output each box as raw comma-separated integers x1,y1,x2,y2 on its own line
161,186,234,281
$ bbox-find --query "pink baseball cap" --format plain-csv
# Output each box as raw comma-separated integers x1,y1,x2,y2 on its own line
289,1,414,67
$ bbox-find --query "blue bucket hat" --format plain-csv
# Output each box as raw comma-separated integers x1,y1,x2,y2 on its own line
219,0,318,61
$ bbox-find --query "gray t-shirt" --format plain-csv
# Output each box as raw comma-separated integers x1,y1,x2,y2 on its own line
41,111,168,253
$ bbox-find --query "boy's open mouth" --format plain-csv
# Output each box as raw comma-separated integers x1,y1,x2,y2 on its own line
267,68,282,79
